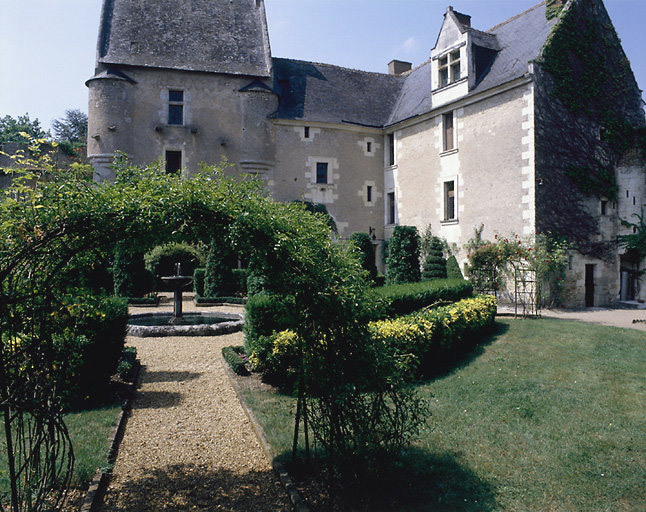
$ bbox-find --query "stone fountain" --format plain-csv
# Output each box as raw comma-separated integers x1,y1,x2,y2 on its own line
161,262,193,324
127,262,244,337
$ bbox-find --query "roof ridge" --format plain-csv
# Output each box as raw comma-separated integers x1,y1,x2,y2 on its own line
272,57,403,79
487,1,546,33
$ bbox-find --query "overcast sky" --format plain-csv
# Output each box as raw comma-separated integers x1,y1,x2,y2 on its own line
0,0,644,132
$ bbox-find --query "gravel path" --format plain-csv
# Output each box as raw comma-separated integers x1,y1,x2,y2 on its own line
99,300,292,511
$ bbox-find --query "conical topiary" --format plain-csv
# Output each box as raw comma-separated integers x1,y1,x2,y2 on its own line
422,236,447,280
446,255,464,279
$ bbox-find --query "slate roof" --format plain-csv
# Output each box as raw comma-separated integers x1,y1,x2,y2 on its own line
96,0,272,77
271,58,404,127
388,1,556,125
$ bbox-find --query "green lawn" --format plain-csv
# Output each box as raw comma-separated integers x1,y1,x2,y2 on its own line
1,402,122,498
243,318,645,511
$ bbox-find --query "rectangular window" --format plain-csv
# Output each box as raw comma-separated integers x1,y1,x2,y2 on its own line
438,56,449,87
601,200,607,215
367,141,372,153
450,50,461,82
165,150,182,174
443,112,454,151
304,126,310,138
387,192,396,224
444,181,455,221
168,90,184,125
316,162,328,184
388,133,395,166
366,185,373,203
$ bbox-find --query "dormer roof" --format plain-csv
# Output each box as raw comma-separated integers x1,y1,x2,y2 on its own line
388,1,556,125
95,0,272,77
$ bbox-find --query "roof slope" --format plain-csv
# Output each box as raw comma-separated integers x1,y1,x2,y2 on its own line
96,0,272,77
272,58,404,127
389,2,556,125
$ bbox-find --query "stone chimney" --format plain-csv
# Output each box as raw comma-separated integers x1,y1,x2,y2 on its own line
446,6,471,28
388,59,412,75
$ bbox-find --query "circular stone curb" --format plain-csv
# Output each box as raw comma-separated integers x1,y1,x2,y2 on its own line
222,361,310,512
127,312,243,337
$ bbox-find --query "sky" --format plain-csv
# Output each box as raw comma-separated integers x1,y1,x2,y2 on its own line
0,0,644,132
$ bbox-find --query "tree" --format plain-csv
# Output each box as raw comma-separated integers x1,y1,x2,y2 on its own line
52,109,87,143
386,225,421,284
0,113,49,144
349,232,377,284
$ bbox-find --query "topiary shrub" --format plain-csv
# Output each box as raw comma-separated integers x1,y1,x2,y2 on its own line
144,243,205,290
350,232,378,284
386,225,421,284
446,255,463,279
422,236,447,280
113,245,154,298
193,268,206,297
204,238,236,297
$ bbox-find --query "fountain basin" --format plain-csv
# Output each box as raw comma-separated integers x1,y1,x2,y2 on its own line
127,312,243,337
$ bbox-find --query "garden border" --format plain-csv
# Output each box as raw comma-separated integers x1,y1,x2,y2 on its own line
79,360,141,512
222,361,309,512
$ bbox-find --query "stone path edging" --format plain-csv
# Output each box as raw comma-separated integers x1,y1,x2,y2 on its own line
79,361,141,512
222,362,310,512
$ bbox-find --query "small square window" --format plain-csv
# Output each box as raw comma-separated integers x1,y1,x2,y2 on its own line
169,90,183,102
316,162,328,184
165,150,182,174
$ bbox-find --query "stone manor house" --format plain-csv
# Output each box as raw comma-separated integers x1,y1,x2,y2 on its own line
87,0,645,307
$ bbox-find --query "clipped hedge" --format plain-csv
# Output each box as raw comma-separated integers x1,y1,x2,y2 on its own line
446,255,464,279
250,295,497,385
195,296,246,305
371,278,473,318
243,293,297,355
369,294,497,377
386,225,421,284
144,242,205,281
222,346,250,376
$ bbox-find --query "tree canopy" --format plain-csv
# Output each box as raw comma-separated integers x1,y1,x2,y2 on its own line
0,113,49,144
52,109,87,143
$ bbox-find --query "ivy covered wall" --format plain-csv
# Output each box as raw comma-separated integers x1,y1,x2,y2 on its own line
534,0,645,260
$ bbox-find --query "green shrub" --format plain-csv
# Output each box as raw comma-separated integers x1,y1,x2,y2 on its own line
127,296,157,305
386,225,421,284
193,268,206,297
117,346,138,380
222,346,250,376
195,296,246,305
54,296,129,407
113,245,154,298
232,268,249,296
144,243,205,290
248,331,300,386
350,232,378,284
369,294,497,377
204,238,236,297
244,293,297,354
372,278,473,318
422,236,447,280
466,243,503,292
446,255,463,279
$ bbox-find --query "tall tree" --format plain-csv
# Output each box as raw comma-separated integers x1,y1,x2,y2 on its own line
52,109,87,143
0,113,49,144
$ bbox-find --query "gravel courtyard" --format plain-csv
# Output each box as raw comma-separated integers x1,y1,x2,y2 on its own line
99,302,291,511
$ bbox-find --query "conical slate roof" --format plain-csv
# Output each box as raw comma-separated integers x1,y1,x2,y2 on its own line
96,0,272,77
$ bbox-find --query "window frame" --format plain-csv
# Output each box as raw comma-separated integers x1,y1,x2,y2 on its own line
387,133,395,166
443,180,456,222
316,162,329,184
168,89,184,126
442,111,455,152
387,191,396,225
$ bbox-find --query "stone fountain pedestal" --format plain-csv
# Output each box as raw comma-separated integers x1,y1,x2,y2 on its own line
160,274,193,325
